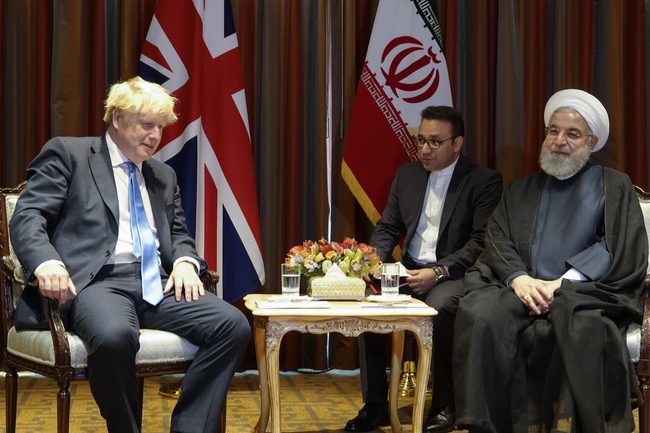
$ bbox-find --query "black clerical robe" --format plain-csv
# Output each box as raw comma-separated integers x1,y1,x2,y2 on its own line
453,165,647,433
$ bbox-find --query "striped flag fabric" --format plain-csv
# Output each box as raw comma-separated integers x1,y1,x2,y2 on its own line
342,0,453,225
137,0,265,302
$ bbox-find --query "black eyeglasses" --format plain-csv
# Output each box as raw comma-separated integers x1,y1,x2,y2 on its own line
414,136,454,150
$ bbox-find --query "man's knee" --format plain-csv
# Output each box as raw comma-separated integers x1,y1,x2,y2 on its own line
209,304,251,348
90,325,140,357
229,307,251,346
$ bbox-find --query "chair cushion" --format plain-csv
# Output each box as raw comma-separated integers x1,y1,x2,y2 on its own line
7,327,199,369
627,322,641,363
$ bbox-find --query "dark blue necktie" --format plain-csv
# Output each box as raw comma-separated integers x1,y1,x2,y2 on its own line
126,162,164,305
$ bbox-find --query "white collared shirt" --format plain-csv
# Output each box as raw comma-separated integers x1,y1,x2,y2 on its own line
407,156,459,264
105,133,161,265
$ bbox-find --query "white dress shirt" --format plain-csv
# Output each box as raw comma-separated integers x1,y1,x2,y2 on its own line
407,156,459,264
105,133,161,265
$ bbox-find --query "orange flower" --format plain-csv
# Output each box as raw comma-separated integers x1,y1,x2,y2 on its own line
289,245,307,257
317,238,333,254
330,242,345,254
325,250,339,260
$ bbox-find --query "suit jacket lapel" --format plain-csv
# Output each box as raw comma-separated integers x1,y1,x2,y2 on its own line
142,162,170,248
403,164,431,252
89,136,119,223
439,155,470,239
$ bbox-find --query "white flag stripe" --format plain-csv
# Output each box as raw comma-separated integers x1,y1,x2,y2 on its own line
232,89,251,141
195,0,239,58
140,17,189,93
198,126,266,281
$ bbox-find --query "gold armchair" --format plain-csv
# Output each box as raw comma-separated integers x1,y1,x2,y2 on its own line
1,183,225,432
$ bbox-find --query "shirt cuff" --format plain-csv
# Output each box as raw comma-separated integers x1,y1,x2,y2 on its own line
35,260,66,275
174,257,200,274
561,267,588,282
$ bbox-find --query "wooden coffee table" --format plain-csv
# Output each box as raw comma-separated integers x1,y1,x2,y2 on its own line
244,294,437,433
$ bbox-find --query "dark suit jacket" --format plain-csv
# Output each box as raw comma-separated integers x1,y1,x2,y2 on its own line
10,135,207,328
369,154,503,280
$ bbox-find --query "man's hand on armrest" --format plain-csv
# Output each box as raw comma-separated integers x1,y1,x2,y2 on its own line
35,263,77,303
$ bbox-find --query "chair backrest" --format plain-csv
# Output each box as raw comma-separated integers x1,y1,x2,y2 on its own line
0,183,26,354
635,186,650,274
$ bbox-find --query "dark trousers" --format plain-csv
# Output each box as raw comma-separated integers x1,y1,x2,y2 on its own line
68,263,250,433
362,278,464,409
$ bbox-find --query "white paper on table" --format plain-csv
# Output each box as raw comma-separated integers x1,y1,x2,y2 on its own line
256,301,332,309
268,295,313,302
358,302,431,308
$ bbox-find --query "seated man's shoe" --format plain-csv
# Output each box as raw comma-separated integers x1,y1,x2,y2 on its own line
423,403,455,433
344,402,390,431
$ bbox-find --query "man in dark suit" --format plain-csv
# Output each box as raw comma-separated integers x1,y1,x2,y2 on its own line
344,106,503,433
10,77,250,433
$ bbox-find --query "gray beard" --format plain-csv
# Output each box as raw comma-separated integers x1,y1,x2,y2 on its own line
539,144,591,178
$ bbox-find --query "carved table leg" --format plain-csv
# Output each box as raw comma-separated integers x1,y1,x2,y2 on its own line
412,320,433,433
390,331,405,433
254,324,270,433
266,324,283,433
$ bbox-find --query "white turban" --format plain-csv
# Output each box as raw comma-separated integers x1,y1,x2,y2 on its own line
543,89,609,152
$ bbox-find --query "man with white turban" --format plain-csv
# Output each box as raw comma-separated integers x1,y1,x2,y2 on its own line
453,89,647,433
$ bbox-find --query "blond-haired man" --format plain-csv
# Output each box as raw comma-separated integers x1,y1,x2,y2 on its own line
11,76,249,433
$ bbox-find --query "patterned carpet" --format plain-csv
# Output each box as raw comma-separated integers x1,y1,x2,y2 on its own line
0,370,641,432
0,369,457,433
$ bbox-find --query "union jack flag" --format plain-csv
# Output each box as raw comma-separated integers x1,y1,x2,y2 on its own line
137,0,265,302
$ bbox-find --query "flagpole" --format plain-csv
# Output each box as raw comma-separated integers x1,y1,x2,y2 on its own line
325,0,335,243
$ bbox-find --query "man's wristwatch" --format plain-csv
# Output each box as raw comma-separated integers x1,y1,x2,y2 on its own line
433,266,447,283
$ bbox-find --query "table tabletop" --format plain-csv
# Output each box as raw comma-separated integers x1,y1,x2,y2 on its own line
244,293,438,317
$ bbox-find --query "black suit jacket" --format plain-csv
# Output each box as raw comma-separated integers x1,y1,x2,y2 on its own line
369,154,503,280
10,135,207,328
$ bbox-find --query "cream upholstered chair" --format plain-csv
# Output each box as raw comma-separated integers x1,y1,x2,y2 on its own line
634,185,650,433
1,183,225,433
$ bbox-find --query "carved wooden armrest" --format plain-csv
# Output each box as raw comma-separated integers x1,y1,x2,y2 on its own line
201,270,219,295
46,297,72,367
1,256,17,333
640,274,650,367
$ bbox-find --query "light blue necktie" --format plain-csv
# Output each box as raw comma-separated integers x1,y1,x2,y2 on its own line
126,162,164,305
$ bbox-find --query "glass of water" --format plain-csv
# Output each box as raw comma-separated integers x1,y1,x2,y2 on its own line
380,263,400,297
281,264,301,297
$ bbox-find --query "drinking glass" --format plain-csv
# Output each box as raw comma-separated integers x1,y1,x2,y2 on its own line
281,264,301,297
380,263,400,297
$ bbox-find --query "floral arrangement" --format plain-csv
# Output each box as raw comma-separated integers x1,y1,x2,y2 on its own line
285,237,381,279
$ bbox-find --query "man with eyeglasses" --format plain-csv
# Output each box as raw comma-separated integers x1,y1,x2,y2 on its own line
453,89,647,433
345,106,503,433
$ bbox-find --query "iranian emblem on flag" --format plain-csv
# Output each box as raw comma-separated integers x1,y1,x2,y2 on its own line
343,0,453,224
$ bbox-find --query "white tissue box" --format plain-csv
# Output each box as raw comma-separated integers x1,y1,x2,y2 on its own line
308,277,366,300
